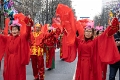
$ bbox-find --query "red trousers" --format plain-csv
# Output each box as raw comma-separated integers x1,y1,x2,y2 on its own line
31,55,44,80
46,47,55,68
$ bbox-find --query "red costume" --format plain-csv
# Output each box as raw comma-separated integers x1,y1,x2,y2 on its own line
65,19,120,80
44,28,61,69
60,29,69,60
30,23,45,80
95,26,107,80
101,63,107,80
56,4,120,80
52,17,63,60
44,31,57,69
59,34,63,59
0,16,32,80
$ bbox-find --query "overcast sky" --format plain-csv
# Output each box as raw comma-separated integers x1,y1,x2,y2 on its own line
72,0,102,20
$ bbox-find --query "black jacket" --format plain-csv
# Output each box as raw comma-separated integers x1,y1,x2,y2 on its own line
110,32,120,67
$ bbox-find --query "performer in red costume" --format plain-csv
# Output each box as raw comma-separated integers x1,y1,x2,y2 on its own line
30,23,45,80
95,26,107,80
56,4,120,80
69,18,119,80
59,32,64,60
0,16,33,80
44,27,61,70
59,28,68,60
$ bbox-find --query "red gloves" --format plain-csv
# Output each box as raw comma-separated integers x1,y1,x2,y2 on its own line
107,17,119,36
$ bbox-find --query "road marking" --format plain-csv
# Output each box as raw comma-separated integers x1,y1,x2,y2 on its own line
72,64,77,80
55,49,60,52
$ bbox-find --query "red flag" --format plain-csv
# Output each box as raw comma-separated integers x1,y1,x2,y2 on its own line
56,4,71,22
52,17,62,31
78,19,90,28
52,17,61,24
76,21,84,39
52,23,62,31
56,4,76,45
41,24,49,33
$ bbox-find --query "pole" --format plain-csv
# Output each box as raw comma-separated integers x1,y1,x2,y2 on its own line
46,0,48,23
0,0,4,29
41,8,44,24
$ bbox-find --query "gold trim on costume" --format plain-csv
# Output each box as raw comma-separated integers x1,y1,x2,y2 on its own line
31,46,43,56
33,32,42,37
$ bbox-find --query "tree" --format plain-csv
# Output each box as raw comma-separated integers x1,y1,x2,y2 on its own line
3,0,73,25
42,0,73,24
93,1,116,27
0,0,4,29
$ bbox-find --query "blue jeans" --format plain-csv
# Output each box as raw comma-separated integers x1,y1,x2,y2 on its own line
109,65,120,80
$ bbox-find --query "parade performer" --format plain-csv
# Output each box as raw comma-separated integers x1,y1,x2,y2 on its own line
70,18,119,80
52,16,66,61
109,28,120,80
59,28,68,60
30,23,45,80
59,32,63,60
56,4,120,80
60,19,88,61
95,26,104,36
0,16,33,80
95,26,107,80
44,27,61,70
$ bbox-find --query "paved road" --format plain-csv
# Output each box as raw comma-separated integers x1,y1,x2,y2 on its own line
0,49,77,80
0,49,119,80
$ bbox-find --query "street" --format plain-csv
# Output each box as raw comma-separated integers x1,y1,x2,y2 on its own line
0,49,119,80
0,49,77,80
